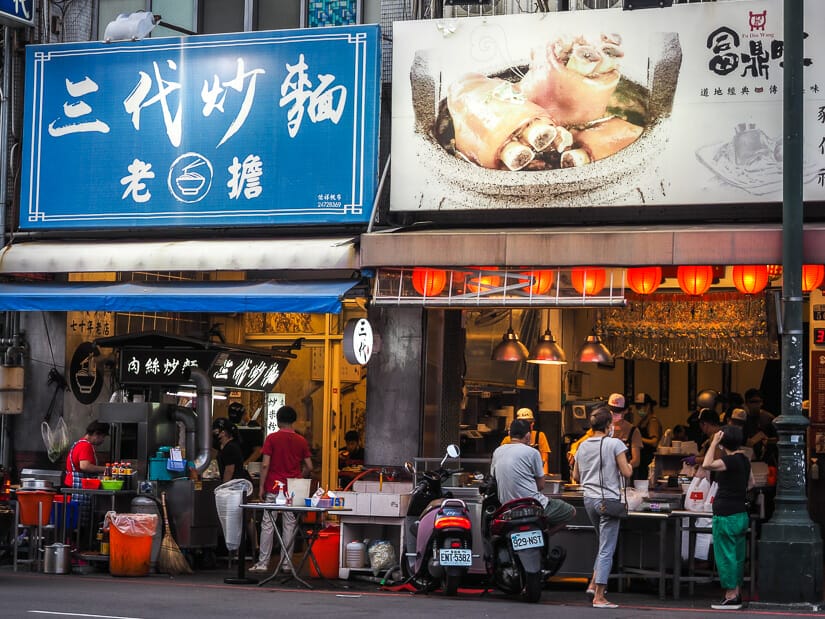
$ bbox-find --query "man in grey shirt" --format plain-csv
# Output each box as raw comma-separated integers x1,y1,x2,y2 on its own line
491,419,575,530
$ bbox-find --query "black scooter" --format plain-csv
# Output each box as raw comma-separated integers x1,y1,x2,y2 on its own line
480,478,566,603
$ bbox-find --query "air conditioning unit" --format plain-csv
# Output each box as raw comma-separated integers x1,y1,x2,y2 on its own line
443,0,561,18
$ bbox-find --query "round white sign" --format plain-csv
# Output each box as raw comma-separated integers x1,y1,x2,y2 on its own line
343,318,374,365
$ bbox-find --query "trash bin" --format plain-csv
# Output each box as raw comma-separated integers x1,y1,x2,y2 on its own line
130,496,162,570
106,512,158,577
308,525,340,579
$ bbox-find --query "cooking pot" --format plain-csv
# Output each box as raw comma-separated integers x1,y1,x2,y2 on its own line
42,543,72,574
20,478,54,490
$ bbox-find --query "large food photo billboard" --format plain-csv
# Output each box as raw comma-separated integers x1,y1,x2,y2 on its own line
390,0,824,213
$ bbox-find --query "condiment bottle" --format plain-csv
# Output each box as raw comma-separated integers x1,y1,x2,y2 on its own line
103,463,112,480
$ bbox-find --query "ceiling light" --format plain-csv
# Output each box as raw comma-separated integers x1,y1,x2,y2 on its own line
491,311,528,362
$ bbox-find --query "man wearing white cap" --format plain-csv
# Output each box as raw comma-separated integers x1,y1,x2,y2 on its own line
500,407,551,474
608,393,641,472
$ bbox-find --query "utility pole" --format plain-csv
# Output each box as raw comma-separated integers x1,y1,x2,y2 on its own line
755,0,823,607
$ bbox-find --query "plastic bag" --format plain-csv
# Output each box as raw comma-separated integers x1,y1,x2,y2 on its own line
623,487,645,512
704,481,718,511
214,479,253,552
104,511,158,536
368,539,397,575
41,417,70,463
683,477,711,512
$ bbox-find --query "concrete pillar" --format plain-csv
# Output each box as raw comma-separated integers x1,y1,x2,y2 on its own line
364,306,423,466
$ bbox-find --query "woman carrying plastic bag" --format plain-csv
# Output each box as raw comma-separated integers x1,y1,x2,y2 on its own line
215,478,253,552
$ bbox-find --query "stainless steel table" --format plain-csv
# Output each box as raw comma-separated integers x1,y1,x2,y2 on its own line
670,509,758,601
240,503,350,589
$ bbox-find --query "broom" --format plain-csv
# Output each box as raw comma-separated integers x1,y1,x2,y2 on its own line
158,491,192,575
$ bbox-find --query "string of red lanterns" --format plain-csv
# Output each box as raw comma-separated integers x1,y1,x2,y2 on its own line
409,265,825,298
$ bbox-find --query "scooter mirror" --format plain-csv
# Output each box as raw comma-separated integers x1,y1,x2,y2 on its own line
440,444,461,468
403,460,415,476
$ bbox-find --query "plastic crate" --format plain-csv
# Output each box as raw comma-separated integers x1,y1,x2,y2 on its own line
50,496,79,530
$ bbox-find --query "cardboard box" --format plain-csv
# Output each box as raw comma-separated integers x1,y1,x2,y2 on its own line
335,491,371,515
369,493,411,517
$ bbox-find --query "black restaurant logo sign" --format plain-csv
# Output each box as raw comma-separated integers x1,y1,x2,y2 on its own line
70,341,103,405
120,348,286,391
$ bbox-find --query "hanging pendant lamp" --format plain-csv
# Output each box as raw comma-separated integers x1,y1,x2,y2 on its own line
491,310,529,362
576,330,614,365
527,310,566,365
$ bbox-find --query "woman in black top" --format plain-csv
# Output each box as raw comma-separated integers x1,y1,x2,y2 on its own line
213,418,251,483
701,425,753,610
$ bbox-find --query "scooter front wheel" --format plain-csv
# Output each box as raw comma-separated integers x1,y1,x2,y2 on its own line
524,571,542,603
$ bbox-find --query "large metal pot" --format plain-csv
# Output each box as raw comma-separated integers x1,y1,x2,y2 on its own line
42,543,72,574
20,478,53,490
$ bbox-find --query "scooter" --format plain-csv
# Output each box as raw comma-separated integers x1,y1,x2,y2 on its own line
480,478,566,603
401,444,474,595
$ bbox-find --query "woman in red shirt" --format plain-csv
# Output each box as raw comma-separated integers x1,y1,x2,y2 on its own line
64,420,109,529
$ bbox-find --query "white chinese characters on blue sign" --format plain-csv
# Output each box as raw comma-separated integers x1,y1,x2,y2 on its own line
21,26,381,229
0,0,32,27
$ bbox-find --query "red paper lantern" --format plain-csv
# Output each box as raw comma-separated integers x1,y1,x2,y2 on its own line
411,268,447,296
570,268,606,295
467,267,501,294
521,270,554,295
626,266,662,295
802,264,825,292
731,265,769,295
677,265,714,296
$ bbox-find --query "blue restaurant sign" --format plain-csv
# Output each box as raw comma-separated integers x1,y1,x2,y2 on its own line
20,25,380,230
0,0,33,27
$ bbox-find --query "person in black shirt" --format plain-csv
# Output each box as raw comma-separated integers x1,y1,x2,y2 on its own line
701,425,753,610
212,418,251,483
228,402,263,466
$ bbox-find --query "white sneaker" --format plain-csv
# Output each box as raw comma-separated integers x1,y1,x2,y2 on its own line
248,562,269,573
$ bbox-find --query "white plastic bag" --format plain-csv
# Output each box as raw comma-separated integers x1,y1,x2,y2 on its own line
683,477,711,512
368,539,397,575
41,417,70,463
623,487,645,512
214,479,253,552
704,481,719,511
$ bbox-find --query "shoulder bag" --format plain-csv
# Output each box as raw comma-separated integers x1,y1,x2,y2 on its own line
597,438,628,519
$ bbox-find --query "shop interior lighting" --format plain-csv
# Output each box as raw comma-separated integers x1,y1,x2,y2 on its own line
576,330,614,365
491,310,529,362
527,310,567,365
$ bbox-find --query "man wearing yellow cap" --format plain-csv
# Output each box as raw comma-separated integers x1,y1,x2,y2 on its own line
500,408,551,474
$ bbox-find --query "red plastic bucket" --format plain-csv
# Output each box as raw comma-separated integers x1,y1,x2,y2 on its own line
16,490,54,526
109,520,153,576
308,525,340,579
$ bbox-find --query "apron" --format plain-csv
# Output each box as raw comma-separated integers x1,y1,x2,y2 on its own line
68,439,94,526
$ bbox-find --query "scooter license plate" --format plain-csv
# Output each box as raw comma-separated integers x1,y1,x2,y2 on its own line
438,548,472,566
511,530,544,551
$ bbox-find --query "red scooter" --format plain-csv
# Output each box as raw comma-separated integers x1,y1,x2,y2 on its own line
401,445,474,595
